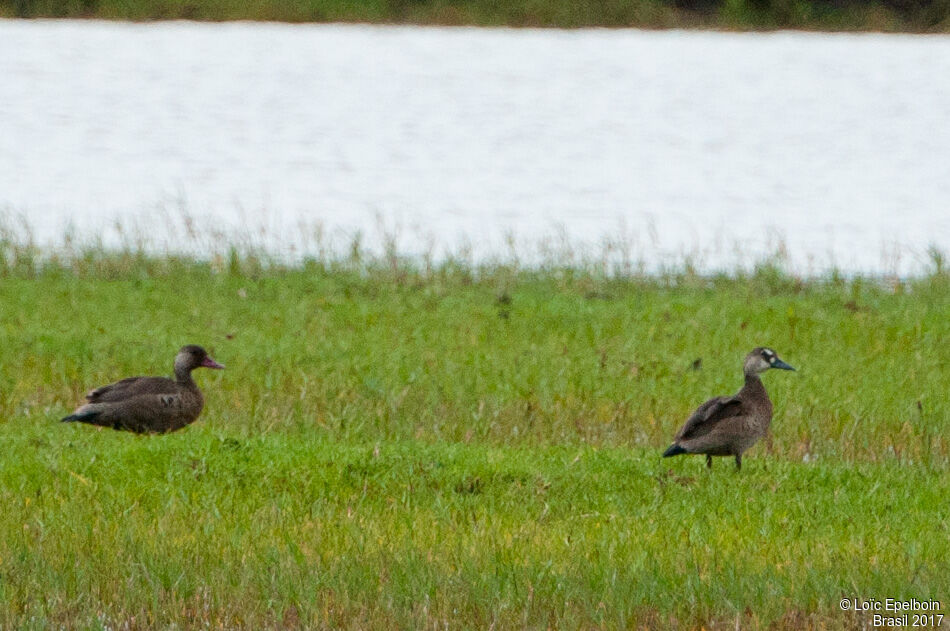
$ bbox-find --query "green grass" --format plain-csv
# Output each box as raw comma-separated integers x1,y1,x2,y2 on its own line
3,0,950,32
0,246,948,629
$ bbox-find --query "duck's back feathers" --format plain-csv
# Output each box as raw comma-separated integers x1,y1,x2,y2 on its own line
675,395,744,441
85,376,180,403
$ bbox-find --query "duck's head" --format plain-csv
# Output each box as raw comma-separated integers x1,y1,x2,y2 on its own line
744,347,794,376
175,345,225,373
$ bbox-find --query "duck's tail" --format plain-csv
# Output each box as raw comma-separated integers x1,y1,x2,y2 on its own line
662,444,687,458
61,410,100,424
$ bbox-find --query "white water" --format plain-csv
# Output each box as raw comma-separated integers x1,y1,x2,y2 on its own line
1,20,949,273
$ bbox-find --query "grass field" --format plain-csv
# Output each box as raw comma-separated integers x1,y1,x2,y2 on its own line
3,0,950,32
0,244,948,629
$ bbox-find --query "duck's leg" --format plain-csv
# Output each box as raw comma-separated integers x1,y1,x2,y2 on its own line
735,454,742,471
706,454,713,469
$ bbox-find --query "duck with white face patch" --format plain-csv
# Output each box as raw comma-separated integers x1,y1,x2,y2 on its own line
662,347,795,470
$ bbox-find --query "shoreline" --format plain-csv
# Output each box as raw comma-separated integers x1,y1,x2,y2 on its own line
3,213,945,281
2,233,946,282
2,6,950,34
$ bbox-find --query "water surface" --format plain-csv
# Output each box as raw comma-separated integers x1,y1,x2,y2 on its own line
1,21,948,273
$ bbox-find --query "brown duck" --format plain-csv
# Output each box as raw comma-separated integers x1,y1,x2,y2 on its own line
662,347,794,470
62,345,224,433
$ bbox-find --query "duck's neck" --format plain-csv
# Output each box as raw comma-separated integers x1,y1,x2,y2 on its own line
742,372,766,394
742,372,772,407
174,365,196,386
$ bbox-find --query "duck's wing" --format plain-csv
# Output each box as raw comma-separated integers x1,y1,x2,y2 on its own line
675,395,745,441
69,390,197,433
85,376,178,403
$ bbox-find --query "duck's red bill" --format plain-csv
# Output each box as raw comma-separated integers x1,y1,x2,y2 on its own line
202,357,225,369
